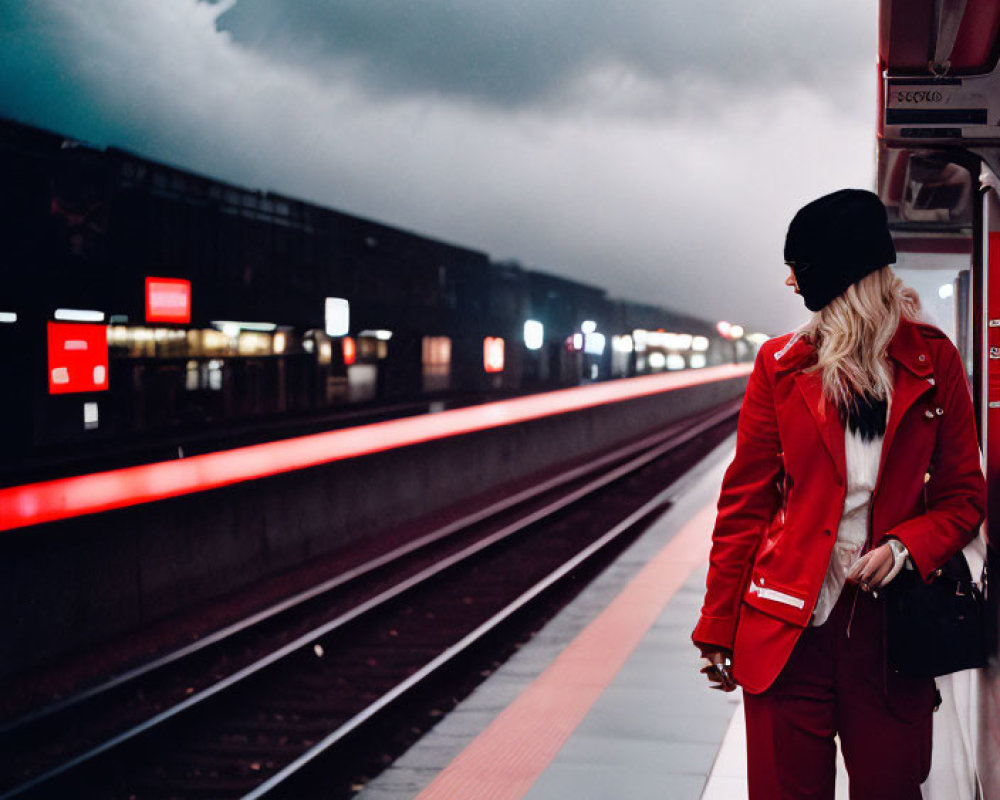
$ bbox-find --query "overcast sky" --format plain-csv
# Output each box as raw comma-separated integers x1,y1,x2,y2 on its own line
0,0,878,334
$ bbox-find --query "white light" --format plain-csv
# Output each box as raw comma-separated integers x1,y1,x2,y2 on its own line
938,283,954,300
325,297,350,337
83,402,99,429
716,321,732,337
612,335,633,353
93,365,106,386
583,332,606,356
273,332,286,354
667,354,686,370
581,320,597,334
524,320,544,351
0,312,16,324
648,352,666,370
51,367,69,384
303,339,315,353
730,325,745,339
572,333,584,350
690,353,707,368
212,320,278,333
360,329,392,341
692,336,709,352
55,308,104,323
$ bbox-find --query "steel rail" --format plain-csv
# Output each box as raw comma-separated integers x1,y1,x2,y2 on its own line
1,399,735,737
242,434,705,798
0,402,737,800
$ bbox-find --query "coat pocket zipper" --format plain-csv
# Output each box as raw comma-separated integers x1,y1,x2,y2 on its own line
748,581,805,609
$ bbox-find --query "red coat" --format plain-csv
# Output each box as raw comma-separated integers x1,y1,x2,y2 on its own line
692,317,986,694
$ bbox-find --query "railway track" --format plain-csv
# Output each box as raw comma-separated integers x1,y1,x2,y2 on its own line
0,401,738,799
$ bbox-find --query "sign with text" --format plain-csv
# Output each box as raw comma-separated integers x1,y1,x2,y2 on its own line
146,277,191,324
47,322,109,394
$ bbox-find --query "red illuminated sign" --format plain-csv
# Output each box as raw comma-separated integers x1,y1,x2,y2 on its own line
343,336,357,366
145,277,191,324
47,322,109,394
483,337,505,373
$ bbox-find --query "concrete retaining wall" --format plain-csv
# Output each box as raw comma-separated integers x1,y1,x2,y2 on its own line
0,374,747,678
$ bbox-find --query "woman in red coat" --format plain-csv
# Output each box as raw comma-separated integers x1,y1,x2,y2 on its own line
692,189,986,800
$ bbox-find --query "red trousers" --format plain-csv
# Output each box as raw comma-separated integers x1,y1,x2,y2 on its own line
743,586,935,800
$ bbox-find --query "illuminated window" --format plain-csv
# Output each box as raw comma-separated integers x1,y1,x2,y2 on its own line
524,320,544,351
583,332,606,356
237,331,272,356
423,336,452,391
483,337,505,373
207,359,224,391
83,402,99,430
612,335,633,353
325,297,350,337
423,337,452,370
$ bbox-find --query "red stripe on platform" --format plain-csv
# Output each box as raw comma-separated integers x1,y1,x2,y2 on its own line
0,365,748,533
414,501,718,800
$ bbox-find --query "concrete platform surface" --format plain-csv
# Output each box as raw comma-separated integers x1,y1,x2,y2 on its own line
354,434,848,800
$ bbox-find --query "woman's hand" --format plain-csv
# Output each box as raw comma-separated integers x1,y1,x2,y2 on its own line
698,647,737,692
846,540,905,590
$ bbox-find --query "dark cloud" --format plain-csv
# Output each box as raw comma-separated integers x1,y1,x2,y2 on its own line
0,1,877,334
215,0,872,111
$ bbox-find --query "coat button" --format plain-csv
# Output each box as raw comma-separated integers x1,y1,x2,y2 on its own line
925,409,935,418
918,354,927,362
823,528,832,536
935,407,944,415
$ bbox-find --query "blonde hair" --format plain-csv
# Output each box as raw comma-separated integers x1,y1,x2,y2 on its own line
800,266,923,413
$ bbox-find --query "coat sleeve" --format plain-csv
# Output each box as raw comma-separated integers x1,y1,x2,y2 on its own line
886,340,986,581
692,344,783,651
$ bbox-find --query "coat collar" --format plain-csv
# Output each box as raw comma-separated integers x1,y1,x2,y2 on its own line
775,317,935,484
772,317,933,378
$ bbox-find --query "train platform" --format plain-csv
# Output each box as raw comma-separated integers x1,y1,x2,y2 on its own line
354,434,848,800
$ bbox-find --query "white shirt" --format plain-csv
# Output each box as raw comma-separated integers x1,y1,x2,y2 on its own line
811,424,884,626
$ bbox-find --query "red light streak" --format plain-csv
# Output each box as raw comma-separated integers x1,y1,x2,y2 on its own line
0,364,751,532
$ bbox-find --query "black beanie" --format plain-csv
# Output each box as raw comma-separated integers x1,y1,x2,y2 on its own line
783,189,896,312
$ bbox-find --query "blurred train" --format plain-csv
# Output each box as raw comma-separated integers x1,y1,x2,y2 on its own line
0,117,753,484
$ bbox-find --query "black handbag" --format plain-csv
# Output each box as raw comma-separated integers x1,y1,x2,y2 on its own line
884,550,990,678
